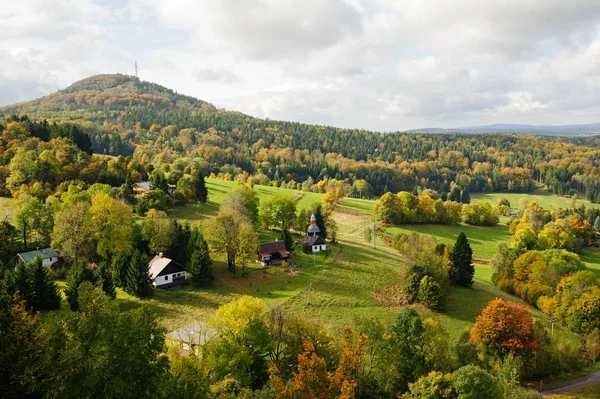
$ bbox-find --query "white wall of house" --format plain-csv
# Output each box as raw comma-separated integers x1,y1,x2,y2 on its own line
43,257,58,267
312,244,326,252
153,271,187,287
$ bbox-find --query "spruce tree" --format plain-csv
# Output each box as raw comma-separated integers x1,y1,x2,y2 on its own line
111,252,131,288
151,171,169,194
312,204,327,239
460,188,471,204
192,169,208,203
451,232,475,287
188,244,214,287
96,262,116,300
65,261,97,311
24,257,61,311
125,250,153,298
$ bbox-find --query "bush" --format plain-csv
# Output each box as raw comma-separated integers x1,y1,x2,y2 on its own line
452,365,501,399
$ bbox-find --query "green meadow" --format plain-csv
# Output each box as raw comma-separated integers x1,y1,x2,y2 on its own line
472,189,600,210
16,180,599,349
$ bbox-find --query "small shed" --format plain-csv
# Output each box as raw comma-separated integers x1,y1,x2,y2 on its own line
17,248,58,267
258,240,290,266
148,254,188,288
301,235,327,253
132,181,152,196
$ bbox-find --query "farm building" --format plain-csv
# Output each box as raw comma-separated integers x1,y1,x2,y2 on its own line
301,235,327,253
132,181,152,196
258,240,290,266
148,253,188,288
16,248,58,267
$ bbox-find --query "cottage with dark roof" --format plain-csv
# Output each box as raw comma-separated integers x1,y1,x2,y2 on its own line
257,240,290,266
17,248,58,267
148,253,188,288
301,235,327,253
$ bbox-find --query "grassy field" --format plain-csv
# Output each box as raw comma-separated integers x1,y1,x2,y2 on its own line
472,190,600,210
386,223,512,261
547,383,600,399
36,180,595,350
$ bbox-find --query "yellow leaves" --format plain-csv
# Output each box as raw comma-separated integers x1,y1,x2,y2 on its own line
210,296,264,337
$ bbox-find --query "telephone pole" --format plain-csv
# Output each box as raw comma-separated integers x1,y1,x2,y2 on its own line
135,61,138,78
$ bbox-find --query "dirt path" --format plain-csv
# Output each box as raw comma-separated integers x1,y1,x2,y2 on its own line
542,370,600,396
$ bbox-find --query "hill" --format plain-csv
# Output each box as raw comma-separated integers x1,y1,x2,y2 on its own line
4,74,600,202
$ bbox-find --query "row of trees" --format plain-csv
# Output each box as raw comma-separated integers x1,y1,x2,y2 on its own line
374,191,499,226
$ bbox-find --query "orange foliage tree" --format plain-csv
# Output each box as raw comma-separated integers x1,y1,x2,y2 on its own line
270,325,367,399
471,298,538,357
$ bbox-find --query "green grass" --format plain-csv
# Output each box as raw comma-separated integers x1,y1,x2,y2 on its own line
546,383,600,399
579,248,600,278
43,182,592,358
386,223,511,261
0,196,15,223
472,190,600,210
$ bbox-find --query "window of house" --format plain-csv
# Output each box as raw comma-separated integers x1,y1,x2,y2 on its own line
165,275,169,281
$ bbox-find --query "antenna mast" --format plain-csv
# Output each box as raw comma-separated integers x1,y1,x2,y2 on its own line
135,61,138,78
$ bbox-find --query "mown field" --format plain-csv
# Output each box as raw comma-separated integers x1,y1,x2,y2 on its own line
472,189,600,210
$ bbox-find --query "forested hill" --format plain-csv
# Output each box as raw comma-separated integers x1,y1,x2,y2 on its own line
3,74,600,200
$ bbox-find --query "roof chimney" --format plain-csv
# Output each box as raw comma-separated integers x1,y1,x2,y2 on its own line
159,252,163,258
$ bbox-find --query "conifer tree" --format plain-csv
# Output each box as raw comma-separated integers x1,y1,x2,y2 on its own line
65,261,97,311
111,252,131,288
188,246,214,286
151,171,169,194
27,257,61,311
96,262,116,300
125,250,153,298
451,232,474,287
192,168,208,203
312,204,327,239
460,188,471,204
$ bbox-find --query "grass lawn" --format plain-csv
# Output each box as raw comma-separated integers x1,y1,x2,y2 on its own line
472,190,600,210
546,383,600,399
386,223,511,261
0,196,15,222
579,248,600,278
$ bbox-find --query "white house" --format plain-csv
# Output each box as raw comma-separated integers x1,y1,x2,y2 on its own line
301,214,327,253
301,235,327,253
17,248,58,267
148,253,188,288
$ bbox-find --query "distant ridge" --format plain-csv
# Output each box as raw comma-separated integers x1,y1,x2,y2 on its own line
406,123,600,136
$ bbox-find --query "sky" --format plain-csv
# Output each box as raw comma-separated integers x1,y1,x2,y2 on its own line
2,0,600,131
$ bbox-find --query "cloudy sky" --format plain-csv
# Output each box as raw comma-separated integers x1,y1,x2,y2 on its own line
2,0,600,131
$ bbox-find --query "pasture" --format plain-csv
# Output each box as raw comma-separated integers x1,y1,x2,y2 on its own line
472,190,600,210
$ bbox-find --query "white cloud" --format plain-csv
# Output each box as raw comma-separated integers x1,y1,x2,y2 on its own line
2,0,600,129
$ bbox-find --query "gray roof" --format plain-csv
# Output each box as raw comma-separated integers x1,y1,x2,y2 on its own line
167,321,220,346
302,235,326,246
18,248,58,263
132,181,152,191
